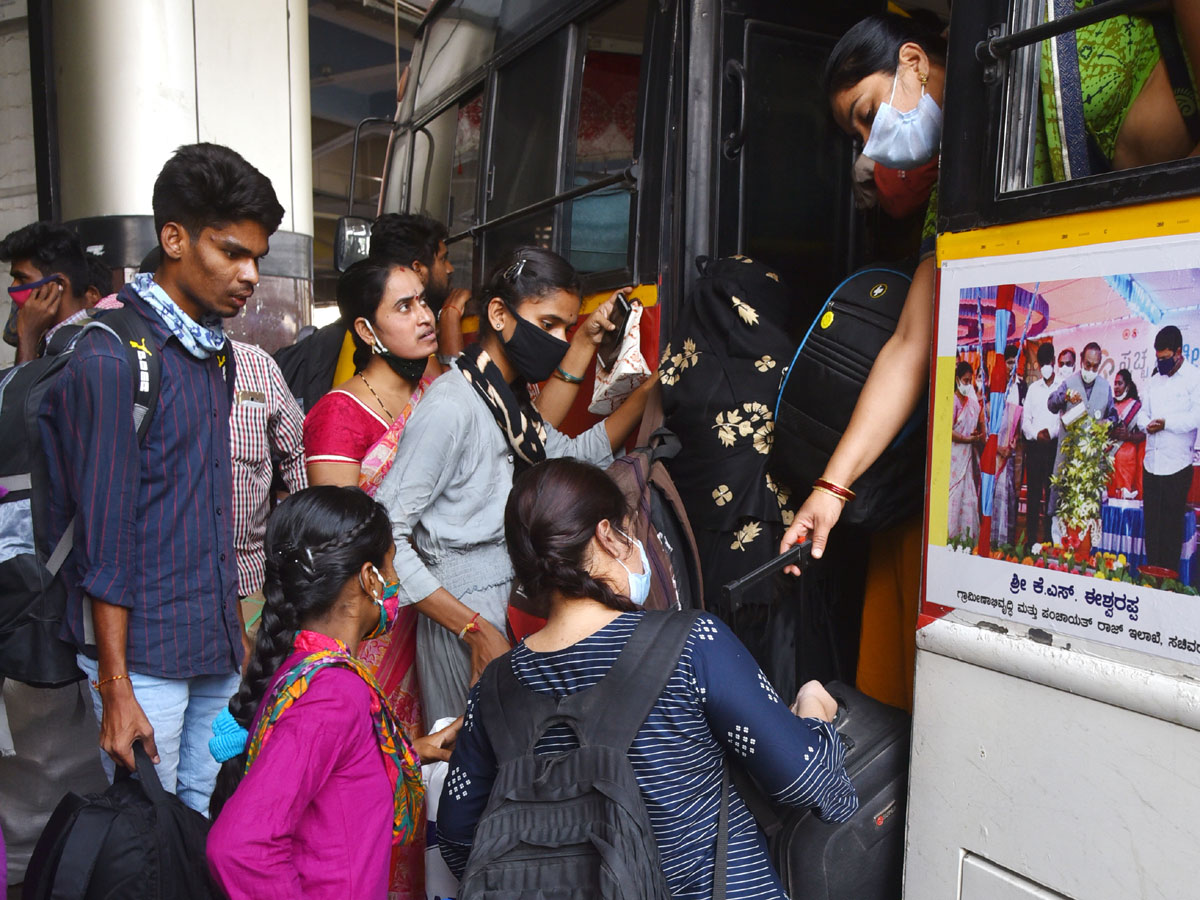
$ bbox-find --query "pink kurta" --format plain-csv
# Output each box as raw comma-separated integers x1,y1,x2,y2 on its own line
207,653,394,900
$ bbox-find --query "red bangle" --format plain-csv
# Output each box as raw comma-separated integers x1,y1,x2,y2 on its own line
813,478,855,501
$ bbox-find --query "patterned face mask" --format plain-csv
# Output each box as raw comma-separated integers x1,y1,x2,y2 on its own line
362,565,402,640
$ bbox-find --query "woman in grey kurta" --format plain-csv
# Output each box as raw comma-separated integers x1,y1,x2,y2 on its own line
374,247,655,724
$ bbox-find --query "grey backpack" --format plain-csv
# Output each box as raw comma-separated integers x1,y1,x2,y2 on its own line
460,610,701,900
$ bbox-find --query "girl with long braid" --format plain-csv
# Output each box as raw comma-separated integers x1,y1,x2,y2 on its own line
206,486,458,900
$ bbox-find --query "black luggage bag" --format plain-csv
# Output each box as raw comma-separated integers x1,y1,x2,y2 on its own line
723,545,911,900
23,742,218,900
770,683,909,900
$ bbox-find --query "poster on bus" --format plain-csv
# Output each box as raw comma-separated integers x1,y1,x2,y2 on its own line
926,232,1200,665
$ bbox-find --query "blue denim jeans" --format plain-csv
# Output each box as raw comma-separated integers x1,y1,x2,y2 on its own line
76,654,240,816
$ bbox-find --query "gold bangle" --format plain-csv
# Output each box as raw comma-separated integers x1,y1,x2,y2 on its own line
814,477,856,500
811,485,848,503
90,673,131,691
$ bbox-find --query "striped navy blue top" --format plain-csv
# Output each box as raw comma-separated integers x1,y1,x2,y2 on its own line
38,288,242,678
438,611,858,898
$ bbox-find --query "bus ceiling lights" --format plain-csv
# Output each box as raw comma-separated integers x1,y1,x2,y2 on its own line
1106,274,1165,325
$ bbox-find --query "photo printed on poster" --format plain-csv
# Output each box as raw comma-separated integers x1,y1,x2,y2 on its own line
929,234,1200,665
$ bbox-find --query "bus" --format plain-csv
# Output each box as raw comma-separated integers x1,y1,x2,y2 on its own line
343,1,1200,897
337,0,888,331
913,2,1200,897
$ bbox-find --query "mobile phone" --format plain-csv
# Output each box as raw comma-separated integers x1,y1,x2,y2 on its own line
597,293,633,370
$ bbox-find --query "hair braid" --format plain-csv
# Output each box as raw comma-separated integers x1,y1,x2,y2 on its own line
208,486,392,820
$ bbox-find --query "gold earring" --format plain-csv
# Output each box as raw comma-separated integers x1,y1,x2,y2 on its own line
919,72,929,85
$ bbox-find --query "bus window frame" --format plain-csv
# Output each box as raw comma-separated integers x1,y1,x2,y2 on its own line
395,0,659,294
939,0,1200,238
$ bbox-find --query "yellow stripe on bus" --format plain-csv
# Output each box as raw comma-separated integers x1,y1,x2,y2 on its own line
926,355,955,549
936,196,1200,263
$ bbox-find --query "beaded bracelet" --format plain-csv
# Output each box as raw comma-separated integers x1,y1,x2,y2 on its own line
91,673,131,691
554,366,584,385
458,612,482,640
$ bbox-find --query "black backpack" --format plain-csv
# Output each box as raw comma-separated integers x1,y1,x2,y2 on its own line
770,268,925,532
460,610,700,900
22,742,218,900
0,306,161,686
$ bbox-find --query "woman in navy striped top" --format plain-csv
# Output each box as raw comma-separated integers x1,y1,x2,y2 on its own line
437,459,857,898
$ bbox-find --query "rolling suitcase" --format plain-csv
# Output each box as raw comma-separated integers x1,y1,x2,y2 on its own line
724,545,911,900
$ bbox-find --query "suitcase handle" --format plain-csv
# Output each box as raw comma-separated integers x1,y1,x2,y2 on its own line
721,542,814,607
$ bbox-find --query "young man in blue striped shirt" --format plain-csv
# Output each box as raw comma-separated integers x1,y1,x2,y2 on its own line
40,143,284,814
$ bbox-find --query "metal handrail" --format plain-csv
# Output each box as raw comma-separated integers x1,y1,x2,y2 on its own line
446,164,639,242
976,0,1166,64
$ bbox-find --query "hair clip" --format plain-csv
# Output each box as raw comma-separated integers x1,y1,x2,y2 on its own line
504,258,527,281
305,547,315,566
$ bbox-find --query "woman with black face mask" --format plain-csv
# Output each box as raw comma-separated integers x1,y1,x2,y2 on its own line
375,247,656,725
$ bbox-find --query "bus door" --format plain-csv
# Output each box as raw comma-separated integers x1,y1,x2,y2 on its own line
911,2,1200,897
709,2,880,323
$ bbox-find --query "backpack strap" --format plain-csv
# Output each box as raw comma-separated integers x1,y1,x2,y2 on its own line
569,609,700,752
48,804,119,899
47,306,163,643
82,305,163,443
480,654,564,764
714,763,730,900
480,611,700,762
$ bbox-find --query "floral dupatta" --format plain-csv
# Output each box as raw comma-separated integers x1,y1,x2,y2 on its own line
358,374,434,497
245,631,424,845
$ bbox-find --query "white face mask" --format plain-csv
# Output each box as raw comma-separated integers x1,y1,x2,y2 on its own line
956,381,974,398
1080,368,1097,385
1041,364,1054,381
1058,364,1075,381
862,69,943,170
1115,389,1127,401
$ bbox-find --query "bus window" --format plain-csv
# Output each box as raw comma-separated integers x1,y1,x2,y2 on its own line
731,22,853,318
997,0,1200,193
487,29,571,222
409,104,458,223
567,0,646,275
448,92,484,289
415,0,498,116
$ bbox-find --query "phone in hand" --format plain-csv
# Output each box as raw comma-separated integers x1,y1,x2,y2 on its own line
597,293,633,370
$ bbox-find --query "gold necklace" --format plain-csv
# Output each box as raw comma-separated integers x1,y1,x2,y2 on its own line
357,371,394,420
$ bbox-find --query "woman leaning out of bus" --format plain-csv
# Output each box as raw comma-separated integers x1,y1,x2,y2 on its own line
781,6,1200,709
437,459,857,897
374,247,657,725
206,486,460,900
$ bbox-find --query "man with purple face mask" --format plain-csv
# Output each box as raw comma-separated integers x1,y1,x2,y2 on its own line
1137,326,1200,570
1,223,93,364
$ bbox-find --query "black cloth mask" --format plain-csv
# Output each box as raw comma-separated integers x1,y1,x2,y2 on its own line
501,313,569,384
364,321,428,381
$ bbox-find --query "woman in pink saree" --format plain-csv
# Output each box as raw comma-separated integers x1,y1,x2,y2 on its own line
950,361,984,542
302,259,441,899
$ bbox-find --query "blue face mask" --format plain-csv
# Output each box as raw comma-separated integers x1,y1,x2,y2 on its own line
862,69,942,170
615,528,651,607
